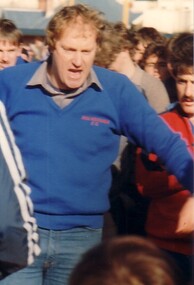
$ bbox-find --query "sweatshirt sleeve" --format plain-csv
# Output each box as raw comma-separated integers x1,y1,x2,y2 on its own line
118,78,193,193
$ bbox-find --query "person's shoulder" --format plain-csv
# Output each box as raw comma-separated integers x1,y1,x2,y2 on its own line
141,69,165,88
16,56,28,65
160,105,190,133
134,65,167,92
0,61,42,81
93,65,129,82
160,104,180,121
93,65,135,92
0,61,42,93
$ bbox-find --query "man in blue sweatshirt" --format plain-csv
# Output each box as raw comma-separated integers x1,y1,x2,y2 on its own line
0,4,193,285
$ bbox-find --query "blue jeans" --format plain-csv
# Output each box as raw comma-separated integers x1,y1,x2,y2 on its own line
1,227,102,285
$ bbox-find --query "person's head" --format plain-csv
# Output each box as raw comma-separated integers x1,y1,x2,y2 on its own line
0,18,23,70
140,43,170,81
168,32,194,121
45,4,105,90
94,21,134,75
69,236,182,285
129,27,166,64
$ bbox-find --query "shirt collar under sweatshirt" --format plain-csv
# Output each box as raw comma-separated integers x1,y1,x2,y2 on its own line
27,60,103,108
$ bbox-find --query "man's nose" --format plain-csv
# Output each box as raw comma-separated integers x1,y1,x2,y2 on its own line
185,81,193,96
1,51,9,61
72,52,82,67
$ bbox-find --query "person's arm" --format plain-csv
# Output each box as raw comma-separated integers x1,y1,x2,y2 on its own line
118,78,193,193
135,148,184,198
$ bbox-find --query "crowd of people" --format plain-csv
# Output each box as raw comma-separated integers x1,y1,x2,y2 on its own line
0,3,193,285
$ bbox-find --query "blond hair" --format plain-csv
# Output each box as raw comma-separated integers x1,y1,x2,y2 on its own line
45,4,105,52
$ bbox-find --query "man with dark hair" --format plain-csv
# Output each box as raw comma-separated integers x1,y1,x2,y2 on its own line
135,32,194,284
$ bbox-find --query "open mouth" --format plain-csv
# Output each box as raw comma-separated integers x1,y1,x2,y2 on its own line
68,69,82,79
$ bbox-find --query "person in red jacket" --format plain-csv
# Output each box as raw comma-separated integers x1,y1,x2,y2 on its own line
135,32,194,285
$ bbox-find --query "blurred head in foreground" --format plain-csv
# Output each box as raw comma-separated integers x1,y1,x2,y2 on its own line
69,235,183,285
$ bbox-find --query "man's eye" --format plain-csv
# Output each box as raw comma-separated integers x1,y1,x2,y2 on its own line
82,50,91,54
62,47,73,52
146,63,155,67
0,49,16,53
177,79,185,84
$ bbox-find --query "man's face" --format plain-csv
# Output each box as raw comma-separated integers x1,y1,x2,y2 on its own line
0,40,21,70
144,54,169,81
176,71,194,119
48,19,98,90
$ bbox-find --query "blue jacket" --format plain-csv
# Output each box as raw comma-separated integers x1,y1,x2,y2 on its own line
0,61,193,230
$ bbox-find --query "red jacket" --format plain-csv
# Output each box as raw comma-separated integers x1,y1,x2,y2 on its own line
136,106,194,255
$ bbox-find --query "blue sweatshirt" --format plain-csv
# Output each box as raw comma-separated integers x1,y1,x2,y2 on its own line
0,62,193,230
